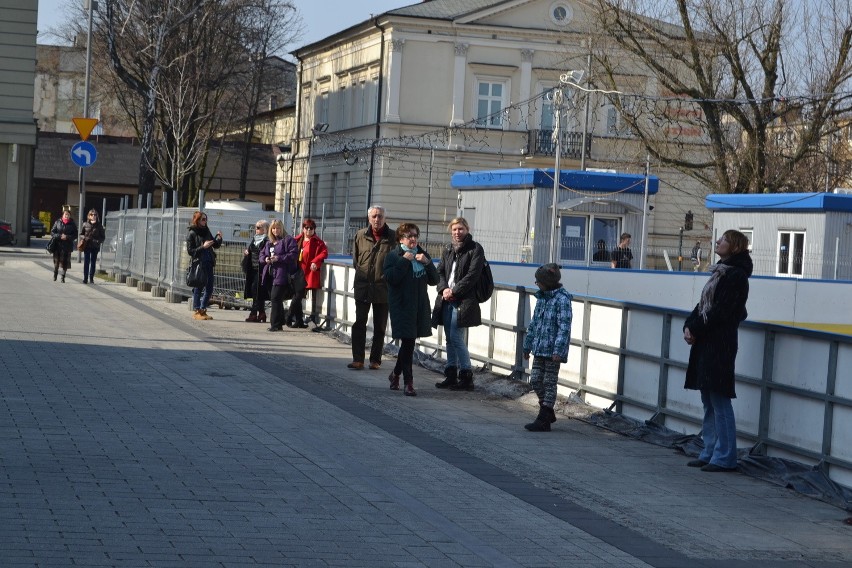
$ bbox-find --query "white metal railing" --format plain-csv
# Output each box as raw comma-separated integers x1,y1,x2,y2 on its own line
104,209,852,490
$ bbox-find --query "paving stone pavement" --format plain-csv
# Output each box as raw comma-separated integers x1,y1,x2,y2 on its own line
1,246,851,567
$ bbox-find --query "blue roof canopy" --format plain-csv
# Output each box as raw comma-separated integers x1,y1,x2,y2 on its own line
706,193,852,213
451,168,659,194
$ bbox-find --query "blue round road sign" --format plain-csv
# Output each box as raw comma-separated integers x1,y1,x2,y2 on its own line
70,141,98,167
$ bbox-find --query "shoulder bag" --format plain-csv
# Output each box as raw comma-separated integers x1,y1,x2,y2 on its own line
186,258,207,288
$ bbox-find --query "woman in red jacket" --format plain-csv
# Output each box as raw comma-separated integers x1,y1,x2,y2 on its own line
287,218,328,328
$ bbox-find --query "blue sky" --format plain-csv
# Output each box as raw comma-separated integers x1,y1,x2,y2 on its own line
37,0,409,51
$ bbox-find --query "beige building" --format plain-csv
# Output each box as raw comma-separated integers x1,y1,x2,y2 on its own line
289,0,713,261
0,1,38,243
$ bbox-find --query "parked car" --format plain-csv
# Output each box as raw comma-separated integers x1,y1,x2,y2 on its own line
30,216,45,238
0,220,16,246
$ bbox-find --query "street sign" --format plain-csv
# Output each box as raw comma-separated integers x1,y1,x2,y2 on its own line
72,117,99,141
70,141,98,167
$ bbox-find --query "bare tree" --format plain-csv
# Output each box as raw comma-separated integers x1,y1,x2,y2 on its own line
590,0,852,194
228,0,301,199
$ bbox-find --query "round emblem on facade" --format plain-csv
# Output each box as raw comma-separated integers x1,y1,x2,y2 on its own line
550,2,573,26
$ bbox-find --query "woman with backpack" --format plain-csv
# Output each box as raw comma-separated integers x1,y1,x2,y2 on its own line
432,217,487,392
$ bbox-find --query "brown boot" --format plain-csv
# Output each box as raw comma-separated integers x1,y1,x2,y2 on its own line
200,309,213,320
193,309,207,320
388,371,400,390
404,379,417,397
257,311,267,323
245,311,258,322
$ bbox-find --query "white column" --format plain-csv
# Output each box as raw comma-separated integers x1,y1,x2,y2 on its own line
450,42,469,126
519,49,534,127
385,39,404,123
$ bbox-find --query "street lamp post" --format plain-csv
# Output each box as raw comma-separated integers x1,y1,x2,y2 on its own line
548,70,584,265
76,0,95,261
301,123,328,228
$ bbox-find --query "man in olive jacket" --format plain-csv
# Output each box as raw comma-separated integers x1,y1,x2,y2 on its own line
348,205,395,370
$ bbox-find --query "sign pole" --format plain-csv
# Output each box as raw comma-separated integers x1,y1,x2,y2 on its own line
76,0,95,261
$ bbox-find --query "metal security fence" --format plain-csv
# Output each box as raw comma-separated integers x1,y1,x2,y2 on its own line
104,201,291,309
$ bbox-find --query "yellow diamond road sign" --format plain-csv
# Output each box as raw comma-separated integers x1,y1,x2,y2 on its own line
72,118,99,141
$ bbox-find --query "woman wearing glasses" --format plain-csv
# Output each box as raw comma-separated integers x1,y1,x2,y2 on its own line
78,209,105,284
186,211,222,320
259,219,298,332
243,220,270,323
287,218,328,328
383,223,439,396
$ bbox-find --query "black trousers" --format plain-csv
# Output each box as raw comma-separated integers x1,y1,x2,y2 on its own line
351,300,389,364
251,279,270,313
289,287,319,324
269,284,287,328
393,338,416,381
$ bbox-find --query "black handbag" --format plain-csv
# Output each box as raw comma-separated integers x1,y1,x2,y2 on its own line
186,259,207,288
46,236,59,254
289,267,307,295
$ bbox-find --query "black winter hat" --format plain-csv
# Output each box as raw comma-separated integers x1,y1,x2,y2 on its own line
535,263,561,290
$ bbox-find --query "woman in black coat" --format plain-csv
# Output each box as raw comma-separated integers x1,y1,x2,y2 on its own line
683,230,753,473
242,219,270,323
186,210,222,320
50,210,78,283
431,217,485,391
78,209,105,284
384,223,439,397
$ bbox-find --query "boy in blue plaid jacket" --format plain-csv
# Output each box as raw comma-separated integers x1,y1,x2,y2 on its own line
523,263,573,432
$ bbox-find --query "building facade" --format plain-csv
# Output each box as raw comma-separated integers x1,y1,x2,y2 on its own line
0,1,38,243
289,0,713,259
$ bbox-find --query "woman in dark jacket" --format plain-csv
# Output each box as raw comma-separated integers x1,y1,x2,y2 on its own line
384,223,439,396
78,209,105,284
683,229,753,473
242,219,270,323
259,219,298,332
50,210,78,283
432,217,485,391
186,210,222,320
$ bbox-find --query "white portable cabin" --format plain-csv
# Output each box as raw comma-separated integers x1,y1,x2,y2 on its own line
707,191,852,280
451,168,659,266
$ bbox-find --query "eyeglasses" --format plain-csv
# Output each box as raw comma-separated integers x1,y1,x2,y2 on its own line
200,217,208,221
403,234,419,240
255,225,264,229
303,226,315,230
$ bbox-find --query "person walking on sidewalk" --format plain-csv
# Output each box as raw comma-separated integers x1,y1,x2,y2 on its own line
683,230,752,472
78,209,105,284
348,205,394,370
186,211,222,320
242,219,270,323
288,218,328,328
50,209,78,283
523,263,573,432
384,223,439,396
259,219,298,332
432,217,486,391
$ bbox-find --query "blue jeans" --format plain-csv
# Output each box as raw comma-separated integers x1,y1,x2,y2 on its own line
443,301,470,371
192,263,215,310
83,249,99,280
699,389,738,468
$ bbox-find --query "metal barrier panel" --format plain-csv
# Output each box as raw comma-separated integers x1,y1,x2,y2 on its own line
101,234,852,489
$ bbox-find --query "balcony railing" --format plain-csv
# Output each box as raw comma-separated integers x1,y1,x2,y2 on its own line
528,129,591,159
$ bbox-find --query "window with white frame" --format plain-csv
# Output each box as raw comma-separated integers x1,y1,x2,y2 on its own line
539,84,555,130
338,85,348,130
475,79,508,128
559,214,622,263
739,229,753,251
777,230,805,276
316,91,329,128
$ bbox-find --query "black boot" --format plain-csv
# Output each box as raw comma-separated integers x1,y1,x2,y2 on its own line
450,369,474,391
435,366,458,389
524,406,552,432
53,270,58,281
